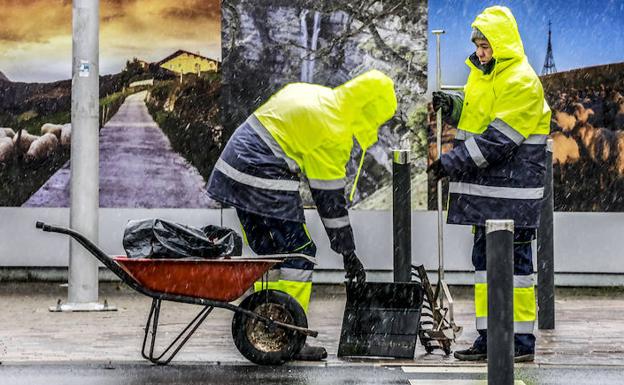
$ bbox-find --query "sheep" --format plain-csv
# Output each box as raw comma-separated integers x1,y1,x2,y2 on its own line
553,110,577,133
13,130,39,154
576,123,617,165
573,103,595,125
41,123,63,138
26,133,58,162
0,137,13,163
3,127,15,138
0,129,5,138
616,131,624,176
551,131,580,166
60,124,71,146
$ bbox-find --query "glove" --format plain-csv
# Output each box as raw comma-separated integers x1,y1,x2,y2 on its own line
342,251,366,283
432,91,453,118
427,159,448,182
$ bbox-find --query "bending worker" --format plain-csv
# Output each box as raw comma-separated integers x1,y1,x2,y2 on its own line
429,6,551,362
207,69,397,361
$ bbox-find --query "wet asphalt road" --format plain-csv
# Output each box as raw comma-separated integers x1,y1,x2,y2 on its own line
1,363,623,385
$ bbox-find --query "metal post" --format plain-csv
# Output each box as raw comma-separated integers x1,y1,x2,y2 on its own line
393,149,411,282
538,138,555,329
432,29,446,303
486,219,515,385
51,0,112,312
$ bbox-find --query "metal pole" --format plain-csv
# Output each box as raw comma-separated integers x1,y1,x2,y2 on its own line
393,149,411,282
538,138,555,329
432,29,445,303
486,219,515,385
51,0,110,312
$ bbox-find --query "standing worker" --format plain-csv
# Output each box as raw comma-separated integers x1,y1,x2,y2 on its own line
207,69,397,361
428,6,551,362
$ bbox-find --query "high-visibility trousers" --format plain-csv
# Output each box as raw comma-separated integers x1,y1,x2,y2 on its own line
472,226,536,351
237,209,315,313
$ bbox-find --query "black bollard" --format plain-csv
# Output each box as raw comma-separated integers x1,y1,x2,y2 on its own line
486,219,515,385
538,138,555,330
392,149,411,283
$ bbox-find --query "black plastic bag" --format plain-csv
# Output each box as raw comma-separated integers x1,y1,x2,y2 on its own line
122,218,242,259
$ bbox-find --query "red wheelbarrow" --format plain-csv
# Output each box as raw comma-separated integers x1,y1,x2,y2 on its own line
35,221,317,366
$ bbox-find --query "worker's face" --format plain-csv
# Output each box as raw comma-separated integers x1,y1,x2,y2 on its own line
474,38,493,65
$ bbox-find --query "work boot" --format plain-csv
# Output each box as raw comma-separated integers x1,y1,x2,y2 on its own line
293,343,327,361
454,346,535,363
453,346,487,361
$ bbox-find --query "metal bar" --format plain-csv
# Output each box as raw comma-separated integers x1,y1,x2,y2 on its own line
538,139,555,330
441,85,464,91
141,299,159,362
433,29,446,309
393,149,411,282
486,219,515,385
69,0,100,305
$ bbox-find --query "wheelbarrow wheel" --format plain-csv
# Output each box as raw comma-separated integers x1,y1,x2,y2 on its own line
232,289,307,365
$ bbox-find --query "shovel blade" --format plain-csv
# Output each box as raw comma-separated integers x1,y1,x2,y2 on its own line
337,281,424,358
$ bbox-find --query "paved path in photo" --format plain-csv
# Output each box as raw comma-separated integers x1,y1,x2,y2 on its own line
23,91,217,208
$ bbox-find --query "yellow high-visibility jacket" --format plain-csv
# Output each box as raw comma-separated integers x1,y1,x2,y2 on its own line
441,6,552,228
208,70,397,253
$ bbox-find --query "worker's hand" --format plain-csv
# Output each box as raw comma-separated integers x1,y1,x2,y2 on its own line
427,159,448,182
342,251,366,283
432,91,453,118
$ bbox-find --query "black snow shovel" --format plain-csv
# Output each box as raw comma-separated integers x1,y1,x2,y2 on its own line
337,280,424,358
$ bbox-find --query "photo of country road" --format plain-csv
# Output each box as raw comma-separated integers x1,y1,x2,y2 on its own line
22,91,218,208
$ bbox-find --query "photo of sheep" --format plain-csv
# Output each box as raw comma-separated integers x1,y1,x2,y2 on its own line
222,0,429,210
0,0,221,208
427,0,624,212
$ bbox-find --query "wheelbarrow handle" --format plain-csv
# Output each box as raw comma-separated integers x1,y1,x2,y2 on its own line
35,221,130,281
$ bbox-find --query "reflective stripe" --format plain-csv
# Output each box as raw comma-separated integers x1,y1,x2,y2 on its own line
515,320,535,334
476,316,487,330
247,114,300,173
321,216,350,229
214,158,300,191
524,134,548,145
264,269,280,282
455,129,475,140
476,318,535,334
457,128,547,145
475,270,487,284
514,274,535,288
280,267,313,282
449,182,544,200
491,118,525,145
476,272,535,287
465,137,489,168
309,178,346,190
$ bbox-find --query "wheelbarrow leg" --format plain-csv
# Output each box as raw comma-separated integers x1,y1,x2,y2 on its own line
141,298,214,365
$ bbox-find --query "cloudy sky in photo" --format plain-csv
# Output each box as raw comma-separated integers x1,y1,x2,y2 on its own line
0,0,220,82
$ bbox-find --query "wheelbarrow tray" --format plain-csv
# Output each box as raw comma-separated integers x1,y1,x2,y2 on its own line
114,257,278,302
36,221,318,365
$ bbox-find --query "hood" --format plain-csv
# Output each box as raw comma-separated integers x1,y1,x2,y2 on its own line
333,69,397,150
471,6,525,61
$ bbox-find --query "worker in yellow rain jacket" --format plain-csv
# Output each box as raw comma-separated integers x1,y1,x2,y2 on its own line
207,70,397,361
428,6,551,362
